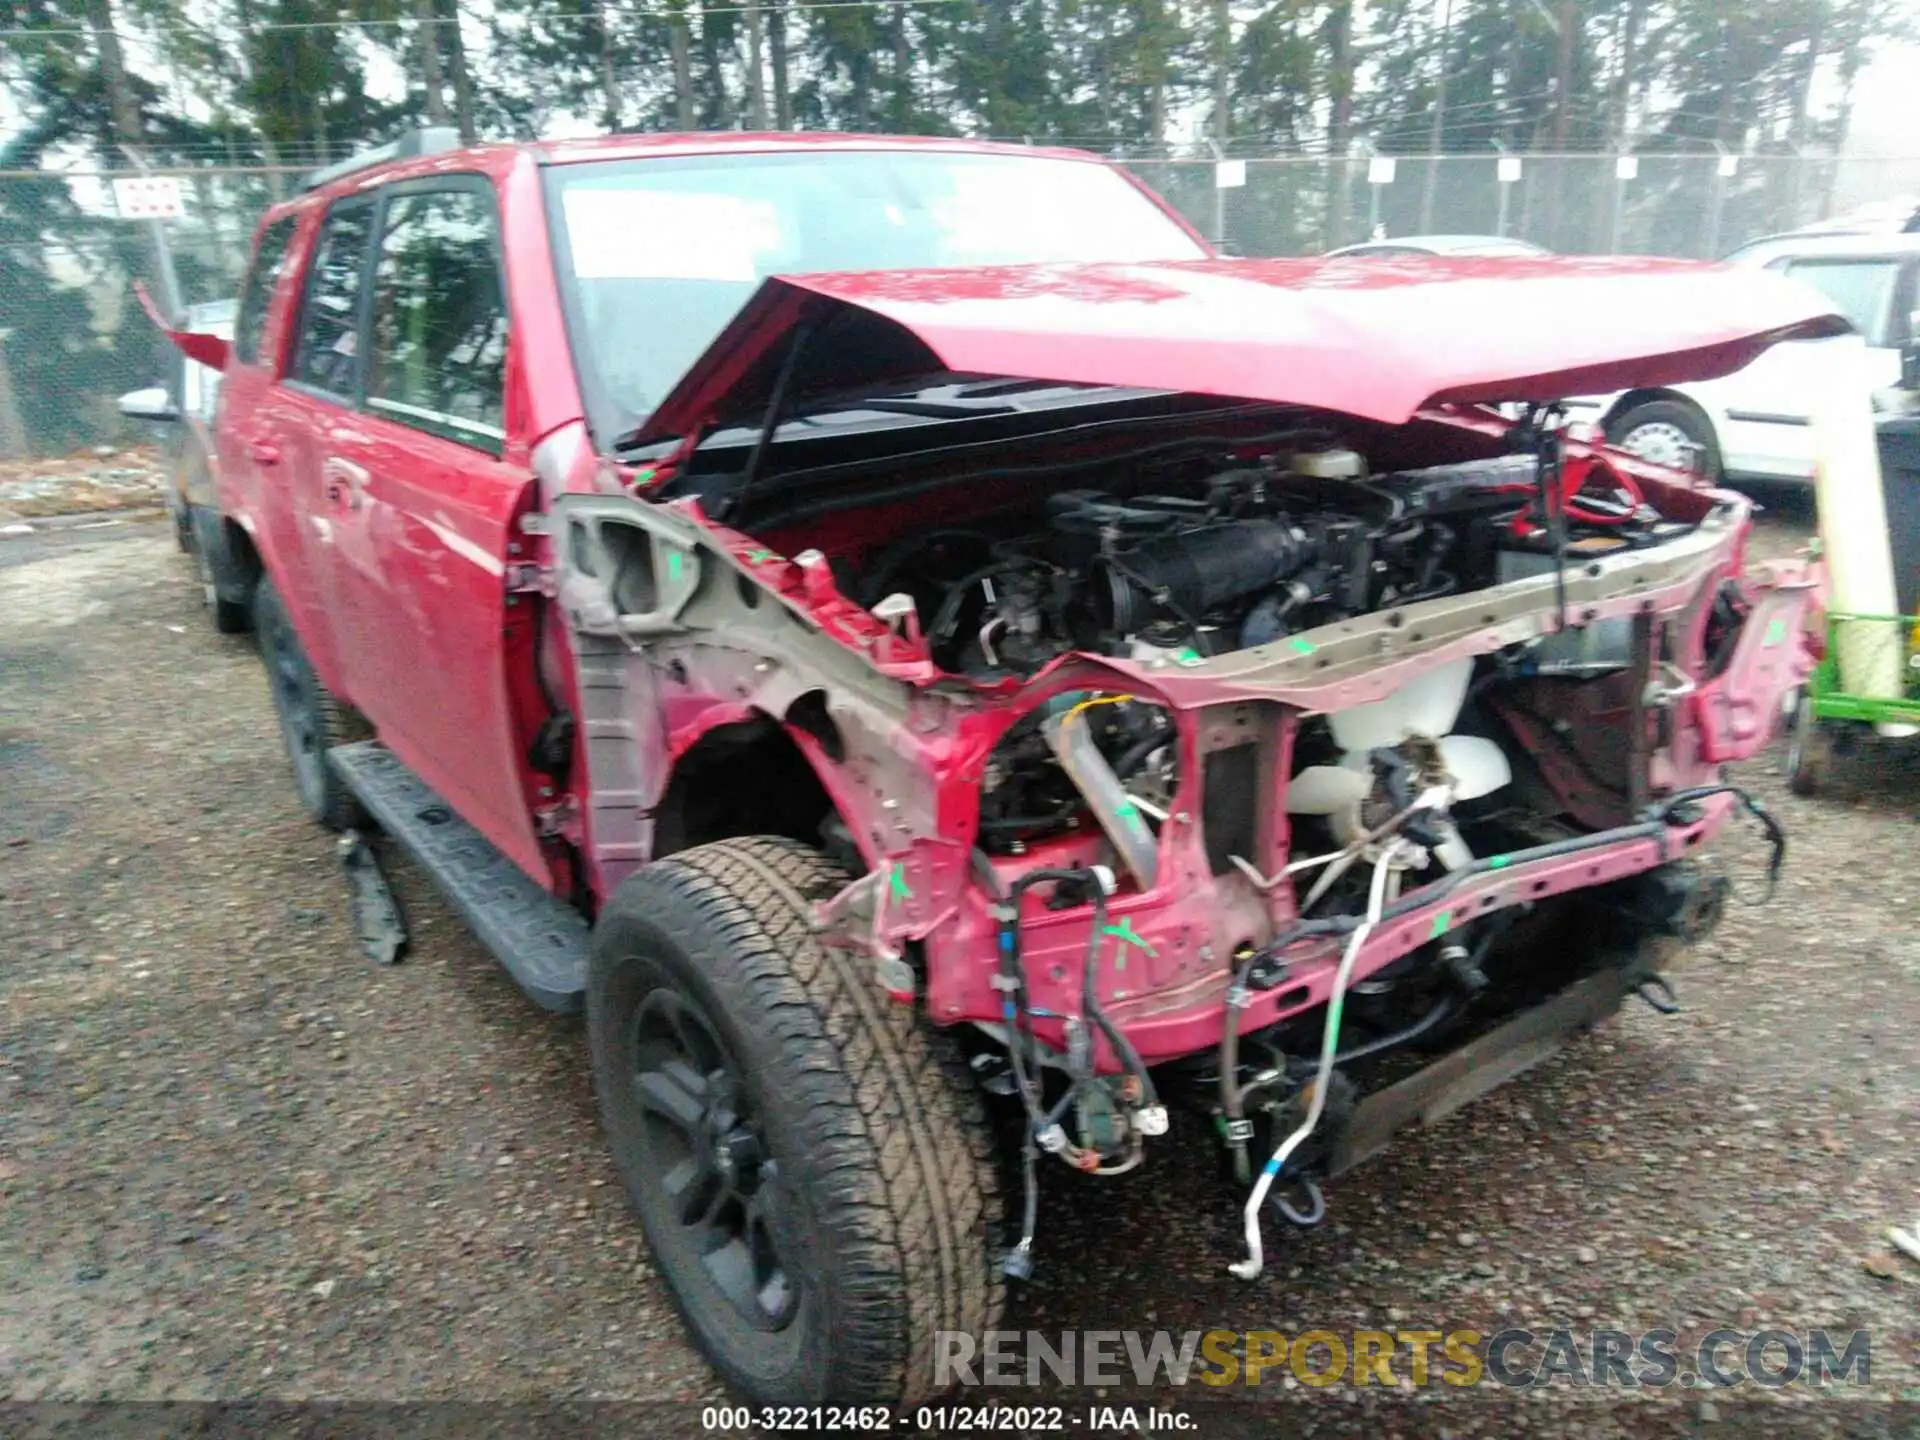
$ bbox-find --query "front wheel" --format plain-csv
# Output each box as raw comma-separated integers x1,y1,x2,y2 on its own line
588,837,1005,1407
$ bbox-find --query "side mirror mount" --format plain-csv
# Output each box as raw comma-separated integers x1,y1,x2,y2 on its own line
118,385,179,423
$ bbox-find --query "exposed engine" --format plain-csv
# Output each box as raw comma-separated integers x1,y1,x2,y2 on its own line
852,440,1685,859
889,447,1674,678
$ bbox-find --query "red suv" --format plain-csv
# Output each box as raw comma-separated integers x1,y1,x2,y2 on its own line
157,128,1838,1407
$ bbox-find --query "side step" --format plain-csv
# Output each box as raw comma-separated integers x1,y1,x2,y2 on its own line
327,741,588,1013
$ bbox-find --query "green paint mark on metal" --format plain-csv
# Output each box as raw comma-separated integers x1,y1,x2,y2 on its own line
746,548,776,565
1176,647,1206,667
1289,637,1316,655
1488,854,1513,869
1429,910,1451,940
889,865,912,901
666,551,683,581
1113,801,1148,832
1102,919,1158,959
1764,618,1786,647
632,466,657,485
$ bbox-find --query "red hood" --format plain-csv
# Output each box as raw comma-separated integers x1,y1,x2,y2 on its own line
629,254,1850,446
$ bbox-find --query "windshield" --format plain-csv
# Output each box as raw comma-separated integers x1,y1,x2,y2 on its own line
543,149,1210,445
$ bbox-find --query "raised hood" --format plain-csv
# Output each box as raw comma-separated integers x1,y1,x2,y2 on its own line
627,254,1850,447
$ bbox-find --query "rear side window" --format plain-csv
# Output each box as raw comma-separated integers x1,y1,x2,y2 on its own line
233,218,296,367
291,200,377,397
1780,257,1903,347
365,186,508,452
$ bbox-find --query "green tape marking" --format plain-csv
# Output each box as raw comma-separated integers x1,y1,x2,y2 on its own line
1764,618,1786,647
1488,854,1513,870
1289,637,1316,655
1102,918,1158,960
1114,801,1149,832
1176,647,1206,667
1429,910,1451,940
666,551,683,581
889,865,913,901
632,466,657,485
746,548,776,565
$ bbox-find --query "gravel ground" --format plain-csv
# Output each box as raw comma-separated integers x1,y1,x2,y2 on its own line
2,505,1917,1436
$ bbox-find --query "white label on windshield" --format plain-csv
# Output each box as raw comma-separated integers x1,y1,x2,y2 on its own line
562,188,781,282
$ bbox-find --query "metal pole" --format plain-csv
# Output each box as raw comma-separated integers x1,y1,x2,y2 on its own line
1703,142,1729,257
1207,137,1227,249
1493,140,1512,237
1609,172,1626,253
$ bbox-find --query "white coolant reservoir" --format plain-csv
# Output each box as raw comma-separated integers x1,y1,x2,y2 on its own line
1811,333,1906,730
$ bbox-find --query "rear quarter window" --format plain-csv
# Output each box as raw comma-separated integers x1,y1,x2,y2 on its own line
290,200,378,398
232,217,297,367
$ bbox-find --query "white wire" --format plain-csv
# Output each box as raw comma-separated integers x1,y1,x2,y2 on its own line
1229,840,1407,1282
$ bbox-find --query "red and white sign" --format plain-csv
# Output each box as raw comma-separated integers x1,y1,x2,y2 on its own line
112,175,186,220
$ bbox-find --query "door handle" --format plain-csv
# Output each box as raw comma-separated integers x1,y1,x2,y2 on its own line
249,437,281,466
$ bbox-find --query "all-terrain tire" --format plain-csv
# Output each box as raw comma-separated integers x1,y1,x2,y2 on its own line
588,837,1004,1407
252,578,364,829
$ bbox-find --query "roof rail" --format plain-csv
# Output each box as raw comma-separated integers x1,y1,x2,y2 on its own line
301,127,463,193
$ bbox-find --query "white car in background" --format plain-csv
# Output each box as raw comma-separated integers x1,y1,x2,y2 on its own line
1570,232,1920,484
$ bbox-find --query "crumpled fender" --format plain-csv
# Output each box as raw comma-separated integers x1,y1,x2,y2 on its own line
1688,555,1824,763
133,281,231,373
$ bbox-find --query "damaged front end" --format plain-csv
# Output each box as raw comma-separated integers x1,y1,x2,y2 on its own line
546,256,1833,1284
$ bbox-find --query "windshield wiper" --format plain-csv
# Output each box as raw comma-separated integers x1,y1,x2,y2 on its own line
722,321,815,523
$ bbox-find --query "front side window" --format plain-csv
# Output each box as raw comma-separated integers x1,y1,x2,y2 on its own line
233,217,296,367
364,186,508,451
1780,258,1903,347
544,150,1209,444
291,200,376,396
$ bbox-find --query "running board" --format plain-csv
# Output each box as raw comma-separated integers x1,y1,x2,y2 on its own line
327,742,588,1013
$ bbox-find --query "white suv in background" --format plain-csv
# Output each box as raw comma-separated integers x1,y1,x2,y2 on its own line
1571,232,1919,484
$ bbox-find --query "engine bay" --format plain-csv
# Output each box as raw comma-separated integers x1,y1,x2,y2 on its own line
790,427,1701,862
842,440,1689,680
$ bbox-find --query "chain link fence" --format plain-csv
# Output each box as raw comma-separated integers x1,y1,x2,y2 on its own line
3,151,1917,462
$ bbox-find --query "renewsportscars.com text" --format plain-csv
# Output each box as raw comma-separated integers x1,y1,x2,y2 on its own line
934,1328,1871,1390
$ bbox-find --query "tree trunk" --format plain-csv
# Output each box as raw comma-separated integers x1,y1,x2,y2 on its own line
434,0,477,143
699,4,732,127
1552,0,1574,147
1321,1,1354,248
745,0,768,128
1417,0,1453,232
0,337,30,462
413,0,450,125
600,3,624,130
1212,0,1230,144
1610,0,1643,145
85,0,143,146
891,8,911,131
669,2,696,129
769,0,792,128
